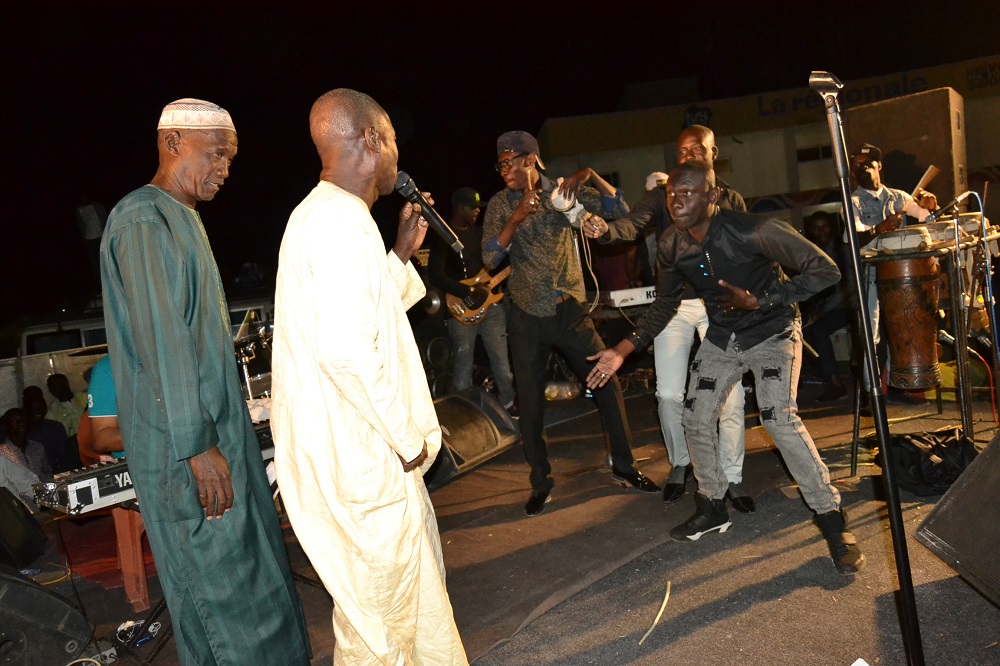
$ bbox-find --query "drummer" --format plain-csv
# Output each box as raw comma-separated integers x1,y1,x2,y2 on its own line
846,142,939,400
847,142,938,248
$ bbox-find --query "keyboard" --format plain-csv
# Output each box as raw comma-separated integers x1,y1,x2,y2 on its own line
601,286,657,307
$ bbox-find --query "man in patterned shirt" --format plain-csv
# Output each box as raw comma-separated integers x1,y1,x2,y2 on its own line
482,131,660,517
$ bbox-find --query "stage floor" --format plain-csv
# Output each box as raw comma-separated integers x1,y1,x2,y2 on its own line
30,379,1000,665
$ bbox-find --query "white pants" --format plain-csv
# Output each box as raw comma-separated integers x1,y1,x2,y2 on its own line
653,299,747,483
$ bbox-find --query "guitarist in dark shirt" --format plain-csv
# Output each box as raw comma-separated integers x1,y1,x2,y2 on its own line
428,187,517,415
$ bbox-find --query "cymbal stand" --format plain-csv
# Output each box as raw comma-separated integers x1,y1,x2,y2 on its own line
810,70,925,666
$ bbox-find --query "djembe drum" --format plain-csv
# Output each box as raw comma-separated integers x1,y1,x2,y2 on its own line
874,227,942,389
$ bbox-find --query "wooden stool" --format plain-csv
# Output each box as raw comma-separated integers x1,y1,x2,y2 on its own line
111,504,149,612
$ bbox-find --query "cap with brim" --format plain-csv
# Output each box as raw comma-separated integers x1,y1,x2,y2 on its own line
645,171,669,190
497,130,545,170
452,187,487,210
157,98,236,133
850,142,881,162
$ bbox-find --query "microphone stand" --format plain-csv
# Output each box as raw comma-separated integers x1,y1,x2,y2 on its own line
946,215,975,437
809,71,925,666
967,192,1000,407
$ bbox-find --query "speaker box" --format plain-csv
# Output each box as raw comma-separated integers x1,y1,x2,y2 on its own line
915,431,1000,607
424,388,520,491
0,488,47,568
0,566,91,665
844,87,966,205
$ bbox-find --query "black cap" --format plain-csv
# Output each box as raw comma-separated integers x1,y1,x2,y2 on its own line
850,142,882,162
452,187,487,211
496,130,546,170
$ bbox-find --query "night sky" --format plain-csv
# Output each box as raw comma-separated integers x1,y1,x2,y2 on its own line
5,2,998,352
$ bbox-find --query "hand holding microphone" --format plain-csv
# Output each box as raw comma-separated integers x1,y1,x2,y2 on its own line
393,197,431,263
395,171,464,254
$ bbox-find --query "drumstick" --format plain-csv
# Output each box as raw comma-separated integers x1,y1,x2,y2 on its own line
910,165,940,198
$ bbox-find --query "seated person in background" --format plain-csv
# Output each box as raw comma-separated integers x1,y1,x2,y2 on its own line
45,373,87,468
22,386,69,473
802,211,853,402
0,408,51,480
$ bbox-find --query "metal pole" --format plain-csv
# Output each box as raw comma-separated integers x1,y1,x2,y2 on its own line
969,192,1000,406
946,246,975,437
809,71,925,666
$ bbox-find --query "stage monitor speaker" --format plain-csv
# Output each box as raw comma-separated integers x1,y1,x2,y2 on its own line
424,388,520,491
915,431,1000,607
844,87,966,206
0,488,47,569
0,566,91,665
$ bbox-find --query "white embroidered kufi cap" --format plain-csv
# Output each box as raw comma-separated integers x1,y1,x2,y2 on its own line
157,98,236,133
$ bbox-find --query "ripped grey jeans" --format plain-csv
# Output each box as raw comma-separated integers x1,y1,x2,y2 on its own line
681,318,840,514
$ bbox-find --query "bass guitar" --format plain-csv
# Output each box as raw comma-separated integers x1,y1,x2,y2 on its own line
445,266,512,325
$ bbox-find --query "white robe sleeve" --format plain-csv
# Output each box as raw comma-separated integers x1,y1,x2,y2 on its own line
308,204,427,464
387,250,426,311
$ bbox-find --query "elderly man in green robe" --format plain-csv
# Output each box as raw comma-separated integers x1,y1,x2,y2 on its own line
100,98,310,665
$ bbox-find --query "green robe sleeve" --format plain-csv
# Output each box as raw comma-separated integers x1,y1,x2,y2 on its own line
103,211,220,462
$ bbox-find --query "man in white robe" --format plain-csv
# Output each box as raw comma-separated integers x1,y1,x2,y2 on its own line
271,88,468,666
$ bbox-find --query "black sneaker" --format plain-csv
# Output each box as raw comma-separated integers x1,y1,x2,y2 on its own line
524,490,551,517
814,508,866,574
669,493,732,542
611,469,661,493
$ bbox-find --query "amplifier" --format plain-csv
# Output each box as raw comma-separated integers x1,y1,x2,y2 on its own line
33,422,276,515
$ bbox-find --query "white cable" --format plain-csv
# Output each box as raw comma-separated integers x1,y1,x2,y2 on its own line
577,227,602,312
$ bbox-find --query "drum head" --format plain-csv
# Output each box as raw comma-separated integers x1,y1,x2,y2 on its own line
875,227,931,253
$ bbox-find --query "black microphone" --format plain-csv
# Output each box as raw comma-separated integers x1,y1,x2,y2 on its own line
923,191,971,224
394,171,464,255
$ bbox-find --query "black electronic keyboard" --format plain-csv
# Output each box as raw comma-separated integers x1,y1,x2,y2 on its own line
34,422,275,515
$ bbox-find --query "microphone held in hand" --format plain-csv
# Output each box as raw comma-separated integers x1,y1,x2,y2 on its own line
923,191,972,224
394,171,464,255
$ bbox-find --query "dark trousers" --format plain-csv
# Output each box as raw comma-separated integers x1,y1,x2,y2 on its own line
507,299,637,492
803,307,850,382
